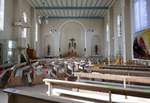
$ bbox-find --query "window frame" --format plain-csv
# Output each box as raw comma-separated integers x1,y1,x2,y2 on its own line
133,0,148,32
0,0,5,31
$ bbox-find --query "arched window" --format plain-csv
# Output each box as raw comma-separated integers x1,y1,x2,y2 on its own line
35,22,38,42
23,12,27,23
22,28,27,38
47,45,50,55
0,0,4,31
95,45,98,55
133,0,149,32
22,12,27,38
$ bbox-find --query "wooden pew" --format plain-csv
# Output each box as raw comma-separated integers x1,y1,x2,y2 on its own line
0,62,30,88
74,72,150,87
7,62,44,87
109,64,150,68
43,79,150,103
99,65,150,71
3,88,82,103
7,65,31,86
92,68,150,77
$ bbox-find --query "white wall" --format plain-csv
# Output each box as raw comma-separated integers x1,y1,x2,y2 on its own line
112,0,122,56
31,9,41,57
13,0,32,47
0,0,14,40
60,22,84,56
0,0,133,62
104,0,133,62
0,0,14,63
0,0,37,63
109,8,115,58
104,0,121,59
124,0,132,61
40,19,104,57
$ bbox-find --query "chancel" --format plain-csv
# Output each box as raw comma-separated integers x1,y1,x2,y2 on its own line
67,38,78,57
0,0,150,103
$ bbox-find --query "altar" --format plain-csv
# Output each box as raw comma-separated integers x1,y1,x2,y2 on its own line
64,51,78,57
62,38,79,57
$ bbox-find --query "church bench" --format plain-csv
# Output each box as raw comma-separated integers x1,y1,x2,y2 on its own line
92,68,150,77
60,93,108,103
43,79,150,103
77,79,150,90
74,72,150,87
0,62,33,88
7,62,44,87
99,65,150,71
108,64,150,68
54,88,109,103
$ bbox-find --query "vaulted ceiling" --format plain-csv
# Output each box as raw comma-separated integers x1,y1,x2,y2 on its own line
27,0,115,19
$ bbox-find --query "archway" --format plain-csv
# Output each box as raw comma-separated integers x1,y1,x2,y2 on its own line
58,20,86,57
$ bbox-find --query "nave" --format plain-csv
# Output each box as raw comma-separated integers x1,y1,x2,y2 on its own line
0,0,150,102
1,57,150,103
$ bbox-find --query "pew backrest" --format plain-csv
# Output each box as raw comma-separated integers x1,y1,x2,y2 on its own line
43,79,150,99
92,68,150,77
74,72,150,85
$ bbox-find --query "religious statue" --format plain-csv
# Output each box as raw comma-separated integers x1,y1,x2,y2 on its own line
70,38,75,46
74,42,76,49
68,42,71,49
47,45,50,55
68,38,76,49
95,45,98,55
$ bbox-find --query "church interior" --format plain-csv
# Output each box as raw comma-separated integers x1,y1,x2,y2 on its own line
0,0,150,103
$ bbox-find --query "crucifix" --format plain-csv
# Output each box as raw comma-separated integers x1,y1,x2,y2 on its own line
70,38,75,46
69,38,76,49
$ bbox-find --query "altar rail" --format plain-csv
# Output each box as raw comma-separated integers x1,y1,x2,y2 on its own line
43,79,150,103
